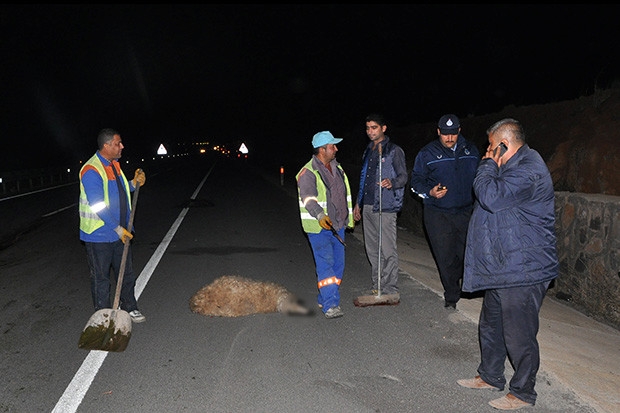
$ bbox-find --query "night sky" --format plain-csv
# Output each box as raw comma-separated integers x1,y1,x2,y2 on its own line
2,4,619,170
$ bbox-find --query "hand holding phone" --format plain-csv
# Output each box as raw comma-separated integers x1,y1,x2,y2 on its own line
496,142,508,157
433,183,447,198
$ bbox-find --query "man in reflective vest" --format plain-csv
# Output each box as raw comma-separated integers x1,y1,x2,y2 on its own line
297,131,354,319
79,128,146,323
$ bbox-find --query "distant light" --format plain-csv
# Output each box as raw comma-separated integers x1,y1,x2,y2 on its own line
66,168,71,173
157,144,168,155
239,143,248,154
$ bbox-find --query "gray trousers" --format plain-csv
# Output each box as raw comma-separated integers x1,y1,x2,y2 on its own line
362,206,399,294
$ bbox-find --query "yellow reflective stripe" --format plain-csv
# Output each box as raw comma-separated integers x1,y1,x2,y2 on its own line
317,277,341,289
91,201,106,212
301,196,327,209
79,153,112,234
79,209,100,219
78,197,90,208
302,196,318,207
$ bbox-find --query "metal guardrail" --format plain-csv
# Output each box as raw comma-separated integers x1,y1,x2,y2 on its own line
0,152,213,199
0,165,80,199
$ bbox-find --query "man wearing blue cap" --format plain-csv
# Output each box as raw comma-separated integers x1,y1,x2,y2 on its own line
410,114,480,309
296,131,354,319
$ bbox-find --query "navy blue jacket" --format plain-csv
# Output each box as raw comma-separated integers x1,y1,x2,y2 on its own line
463,144,559,292
356,137,407,213
410,134,480,213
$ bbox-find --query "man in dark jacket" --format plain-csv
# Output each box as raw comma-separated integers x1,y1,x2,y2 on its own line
353,113,408,300
410,114,480,309
457,119,558,411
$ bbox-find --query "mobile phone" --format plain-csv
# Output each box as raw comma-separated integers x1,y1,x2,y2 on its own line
497,142,508,157
437,185,446,190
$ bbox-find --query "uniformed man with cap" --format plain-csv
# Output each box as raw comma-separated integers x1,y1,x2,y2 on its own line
410,114,480,309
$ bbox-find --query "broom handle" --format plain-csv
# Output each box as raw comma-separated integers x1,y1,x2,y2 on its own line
377,143,382,298
112,182,140,310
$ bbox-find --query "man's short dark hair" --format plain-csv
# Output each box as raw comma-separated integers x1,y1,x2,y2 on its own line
366,113,387,126
97,128,119,150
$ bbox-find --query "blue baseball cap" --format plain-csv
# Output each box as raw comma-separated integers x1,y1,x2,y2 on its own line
312,131,342,148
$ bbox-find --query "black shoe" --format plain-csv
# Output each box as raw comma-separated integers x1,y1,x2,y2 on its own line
444,301,456,309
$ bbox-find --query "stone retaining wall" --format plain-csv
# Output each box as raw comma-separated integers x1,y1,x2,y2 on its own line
553,192,620,329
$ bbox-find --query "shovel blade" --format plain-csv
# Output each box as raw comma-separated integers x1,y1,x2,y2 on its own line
78,309,132,352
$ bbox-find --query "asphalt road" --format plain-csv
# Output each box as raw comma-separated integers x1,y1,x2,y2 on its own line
0,154,596,412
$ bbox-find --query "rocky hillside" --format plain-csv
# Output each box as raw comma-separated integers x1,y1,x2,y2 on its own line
389,84,620,196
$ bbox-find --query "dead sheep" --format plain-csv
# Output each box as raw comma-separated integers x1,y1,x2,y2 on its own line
189,275,312,317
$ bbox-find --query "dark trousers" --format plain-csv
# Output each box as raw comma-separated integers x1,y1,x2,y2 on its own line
85,241,138,312
477,281,551,405
423,207,470,303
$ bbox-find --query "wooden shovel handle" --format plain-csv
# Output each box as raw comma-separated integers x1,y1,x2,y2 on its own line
112,182,140,310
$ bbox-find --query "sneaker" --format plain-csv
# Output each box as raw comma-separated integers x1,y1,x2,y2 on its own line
488,393,532,410
324,306,344,319
129,310,146,323
444,301,457,309
457,375,502,391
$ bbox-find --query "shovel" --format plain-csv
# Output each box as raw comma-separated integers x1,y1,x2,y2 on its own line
78,182,141,352
327,222,346,247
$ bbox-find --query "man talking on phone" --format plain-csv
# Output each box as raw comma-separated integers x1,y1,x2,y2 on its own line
457,118,558,410
410,114,480,309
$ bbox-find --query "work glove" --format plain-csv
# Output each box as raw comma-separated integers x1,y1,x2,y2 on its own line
114,225,133,245
318,215,333,231
132,168,146,187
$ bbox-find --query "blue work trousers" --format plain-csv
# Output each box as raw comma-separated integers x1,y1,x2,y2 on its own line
85,240,139,312
477,281,551,405
308,227,345,312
